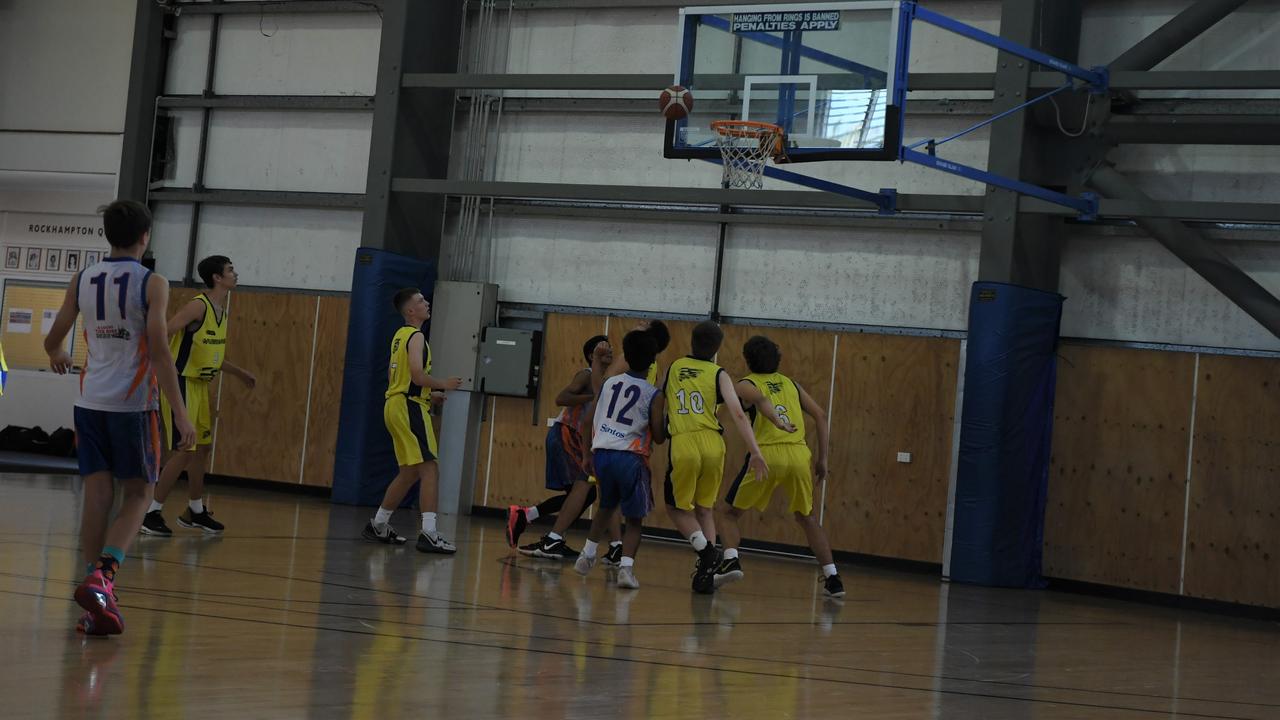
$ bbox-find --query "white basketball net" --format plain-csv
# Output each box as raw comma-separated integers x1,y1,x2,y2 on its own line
711,121,784,190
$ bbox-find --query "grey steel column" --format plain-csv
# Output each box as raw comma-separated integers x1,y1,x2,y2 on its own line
361,0,464,258
117,0,169,202
977,0,1082,290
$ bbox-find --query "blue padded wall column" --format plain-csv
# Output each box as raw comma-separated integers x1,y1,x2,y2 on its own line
949,281,1064,587
331,248,435,506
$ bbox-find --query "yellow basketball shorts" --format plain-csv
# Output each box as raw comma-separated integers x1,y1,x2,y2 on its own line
160,376,213,451
384,394,437,467
664,430,726,511
725,443,814,515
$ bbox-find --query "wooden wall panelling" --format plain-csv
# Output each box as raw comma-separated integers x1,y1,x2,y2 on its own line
823,334,959,563
1184,354,1280,608
210,291,315,483
479,313,606,509
301,296,350,487
716,323,836,548
1043,344,1193,594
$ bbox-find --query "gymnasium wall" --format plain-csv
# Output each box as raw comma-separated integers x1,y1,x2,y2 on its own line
167,286,350,489
458,0,1280,349
150,10,380,291
0,0,137,430
470,314,1279,609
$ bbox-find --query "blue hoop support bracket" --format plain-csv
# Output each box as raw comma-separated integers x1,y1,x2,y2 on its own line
908,2,1109,93
900,148,1099,219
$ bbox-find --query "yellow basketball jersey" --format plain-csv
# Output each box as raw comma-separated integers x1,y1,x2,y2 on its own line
743,372,806,446
646,362,659,386
172,294,227,380
664,356,723,435
385,325,432,404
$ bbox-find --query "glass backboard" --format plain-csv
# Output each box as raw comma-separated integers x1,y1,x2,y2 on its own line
665,2,908,163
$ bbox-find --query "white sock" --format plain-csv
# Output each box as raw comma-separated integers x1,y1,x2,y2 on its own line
609,540,622,548
547,531,563,541
188,499,204,514
524,506,539,522
148,500,163,514
582,540,599,558
422,512,437,534
822,563,838,578
689,530,708,552
620,556,635,568
724,548,739,560
373,507,393,526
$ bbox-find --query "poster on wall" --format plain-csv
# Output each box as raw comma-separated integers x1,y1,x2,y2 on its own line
83,250,101,266
25,248,41,271
7,309,33,334
64,250,81,273
44,249,61,272
4,248,18,270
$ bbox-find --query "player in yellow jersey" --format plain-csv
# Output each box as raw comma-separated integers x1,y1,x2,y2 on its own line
144,255,256,536
714,335,844,597
362,288,463,554
660,320,786,594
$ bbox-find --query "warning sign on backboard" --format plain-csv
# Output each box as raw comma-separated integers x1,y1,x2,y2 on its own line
731,11,841,32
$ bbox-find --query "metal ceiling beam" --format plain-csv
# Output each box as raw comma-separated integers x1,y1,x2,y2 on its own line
150,188,366,209
1105,114,1280,145
410,70,1280,92
405,72,996,91
168,1,382,14
157,95,374,110
1089,166,1280,339
1108,0,1249,71
1033,70,1280,89
396,178,984,214
396,178,1280,223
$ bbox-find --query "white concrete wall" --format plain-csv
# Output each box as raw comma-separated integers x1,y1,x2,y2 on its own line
156,11,380,290
0,0,136,430
458,0,1280,348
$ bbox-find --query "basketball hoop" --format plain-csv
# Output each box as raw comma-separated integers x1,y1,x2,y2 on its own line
710,120,786,190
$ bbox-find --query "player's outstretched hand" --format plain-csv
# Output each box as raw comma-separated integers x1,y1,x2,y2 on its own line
749,451,769,481
430,391,446,406
240,371,258,390
48,350,73,374
445,377,464,391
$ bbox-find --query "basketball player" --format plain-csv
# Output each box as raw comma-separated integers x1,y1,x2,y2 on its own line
143,255,256,536
663,320,780,594
519,321,670,561
506,335,606,559
44,199,196,635
714,335,845,598
573,330,664,589
362,288,463,554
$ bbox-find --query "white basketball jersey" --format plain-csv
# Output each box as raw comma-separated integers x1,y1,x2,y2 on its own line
591,372,659,456
76,258,157,412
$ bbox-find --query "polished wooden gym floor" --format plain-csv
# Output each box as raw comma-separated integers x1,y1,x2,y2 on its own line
1,474,1277,719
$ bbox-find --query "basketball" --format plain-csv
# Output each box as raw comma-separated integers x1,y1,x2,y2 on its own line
659,85,694,120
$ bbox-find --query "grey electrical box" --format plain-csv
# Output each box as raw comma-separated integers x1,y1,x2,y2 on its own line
477,327,542,398
427,281,498,392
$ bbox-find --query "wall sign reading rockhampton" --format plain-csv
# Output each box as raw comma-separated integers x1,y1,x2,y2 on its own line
731,10,842,32
0,212,108,277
